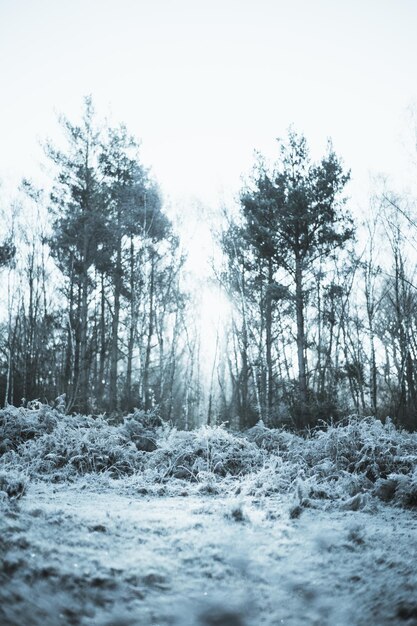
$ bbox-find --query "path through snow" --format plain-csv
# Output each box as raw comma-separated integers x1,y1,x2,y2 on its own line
1,482,417,625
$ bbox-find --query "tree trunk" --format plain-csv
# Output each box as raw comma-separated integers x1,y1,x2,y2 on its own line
124,236,136,411
97,273,106,402
109,235,122,413
240,317,250,428
143,250,155,411
78,273,89,413
369,320,377,415
295,256,308,422
64,272,76,412
265,257,274,423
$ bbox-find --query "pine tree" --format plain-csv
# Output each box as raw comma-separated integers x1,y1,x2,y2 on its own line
240,130,353,425
47,97,107,412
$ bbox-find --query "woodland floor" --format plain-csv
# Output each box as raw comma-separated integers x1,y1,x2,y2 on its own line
1,480,417,626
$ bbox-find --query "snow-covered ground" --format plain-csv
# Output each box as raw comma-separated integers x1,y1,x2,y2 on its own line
1,481,417,626
1,409,417,624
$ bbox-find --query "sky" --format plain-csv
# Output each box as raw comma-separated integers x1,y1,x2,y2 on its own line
1,0,417,238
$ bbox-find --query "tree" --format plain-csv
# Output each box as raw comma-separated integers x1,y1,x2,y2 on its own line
98,124,169,412
47,97,107,412
376,192,417,428
240,130,353,425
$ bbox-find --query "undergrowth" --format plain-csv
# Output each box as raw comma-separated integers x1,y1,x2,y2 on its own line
1,405,416,507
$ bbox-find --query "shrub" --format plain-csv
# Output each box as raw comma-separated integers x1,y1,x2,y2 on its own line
1,406,416,509
147,425,265,480
0,404,60,454
0,469,27,499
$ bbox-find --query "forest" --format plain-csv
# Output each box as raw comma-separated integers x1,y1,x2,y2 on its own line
1,98,417,432
1,100,417,626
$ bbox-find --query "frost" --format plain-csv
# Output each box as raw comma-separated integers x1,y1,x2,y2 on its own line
0,469,27,499
1,407,416,508
1,407,417,624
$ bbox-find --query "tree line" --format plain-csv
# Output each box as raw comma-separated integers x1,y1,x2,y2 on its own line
0,99,195,423
217,132,417,430
1,100,417,430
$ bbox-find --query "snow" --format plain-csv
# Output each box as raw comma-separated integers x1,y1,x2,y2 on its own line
1,481,417,626
1,409,417,624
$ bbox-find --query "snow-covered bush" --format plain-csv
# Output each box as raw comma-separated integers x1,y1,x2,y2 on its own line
124,407,163,429
0,404,60,455
119,412,158,451
374,467,417,507
1,405,416,508
16,414,144,478
147,425,265,481
300,417,417,480
241,417,417,506
0,469,27,499
0,405,164,479
0,406,265,482
246,420,301,453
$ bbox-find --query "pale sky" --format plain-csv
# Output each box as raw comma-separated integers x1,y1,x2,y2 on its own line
1,0,417,213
